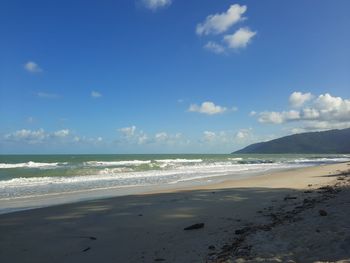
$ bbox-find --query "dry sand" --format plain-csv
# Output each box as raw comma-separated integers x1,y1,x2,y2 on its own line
0,162,349,263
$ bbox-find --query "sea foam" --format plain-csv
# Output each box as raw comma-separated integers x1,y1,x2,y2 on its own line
0,161,64,169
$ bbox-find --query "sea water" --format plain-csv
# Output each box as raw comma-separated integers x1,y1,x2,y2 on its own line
0,154,349,213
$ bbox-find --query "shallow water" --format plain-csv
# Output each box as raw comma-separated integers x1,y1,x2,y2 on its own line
1,154,349,202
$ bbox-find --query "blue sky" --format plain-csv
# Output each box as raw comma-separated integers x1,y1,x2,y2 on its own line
0,0,349,154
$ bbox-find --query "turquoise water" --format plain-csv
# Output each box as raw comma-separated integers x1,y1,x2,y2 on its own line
1,154,349,201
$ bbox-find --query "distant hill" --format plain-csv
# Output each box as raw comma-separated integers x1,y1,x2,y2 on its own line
233,128,350,154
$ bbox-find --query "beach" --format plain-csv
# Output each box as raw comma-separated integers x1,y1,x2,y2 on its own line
2,1,349,262
0,162,349,263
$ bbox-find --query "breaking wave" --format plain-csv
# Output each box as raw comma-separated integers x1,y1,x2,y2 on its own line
0,161,65,169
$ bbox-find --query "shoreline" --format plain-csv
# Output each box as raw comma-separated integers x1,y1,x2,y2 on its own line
0,164,311,215
0,162,349,262
2,154,349,216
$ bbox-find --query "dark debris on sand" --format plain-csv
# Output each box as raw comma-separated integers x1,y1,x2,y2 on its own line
206,177,349,263
184,223,205,231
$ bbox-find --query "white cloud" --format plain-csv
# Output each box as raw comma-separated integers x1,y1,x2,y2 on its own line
285,110,301,120
154,132,185,145
289,92,313,108
4,128,72,144
203,131,217,142
142,0,172,10
196,4,257,54
37,92,60,99
258,110,300,124
155,132,168,141
315,93,347,112
291,121,350,133
118,126,150,145
118,126,136,137
204,41,226,54
258,111,283,124
223,27,256,49
53,129,70,137
91,91,102,98
255,92,350,131
5,129,46,144
250,111,257,116
66,135,103,145
138,134,149,144
201,128,254,145
117,126,187,146
235,131,246,139
301,108,320,119
189,101,227,115
196,4,246,35
258,93,350,124
3,128,105,148
313,93,350,122
235,129,252,140
24,61,43,73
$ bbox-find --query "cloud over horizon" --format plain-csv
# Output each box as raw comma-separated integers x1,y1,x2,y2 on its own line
254,92,350,132
117,126,187,146
118,126,137,137
3,128,103,147
4,129,69,144
201,128,254,145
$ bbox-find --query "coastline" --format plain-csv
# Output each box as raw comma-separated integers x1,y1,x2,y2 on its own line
0,162,343,215
0,162,349,262
0,163,313,215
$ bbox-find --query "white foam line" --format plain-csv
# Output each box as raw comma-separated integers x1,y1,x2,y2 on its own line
155,159,203,163
84,160,151,166
0,161,65,169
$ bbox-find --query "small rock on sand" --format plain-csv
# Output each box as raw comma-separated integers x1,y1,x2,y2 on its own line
284,196,297,201
319,209,328,216
184,223,205,230
235,227,251,235
82,247,91,252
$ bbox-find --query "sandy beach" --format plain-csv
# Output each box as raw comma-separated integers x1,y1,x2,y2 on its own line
0,162,350,263
2,1,349,262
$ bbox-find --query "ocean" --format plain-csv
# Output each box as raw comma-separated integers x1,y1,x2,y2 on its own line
1,154,349,213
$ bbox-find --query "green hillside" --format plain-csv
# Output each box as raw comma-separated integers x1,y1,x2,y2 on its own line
234,128,350,154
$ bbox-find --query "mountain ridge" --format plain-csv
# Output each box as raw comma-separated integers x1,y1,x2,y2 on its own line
233,128,350,154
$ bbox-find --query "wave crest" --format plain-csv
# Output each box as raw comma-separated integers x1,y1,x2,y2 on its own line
0,161,64,169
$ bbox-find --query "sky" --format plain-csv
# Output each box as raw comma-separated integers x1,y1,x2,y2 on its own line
0,0,349,154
